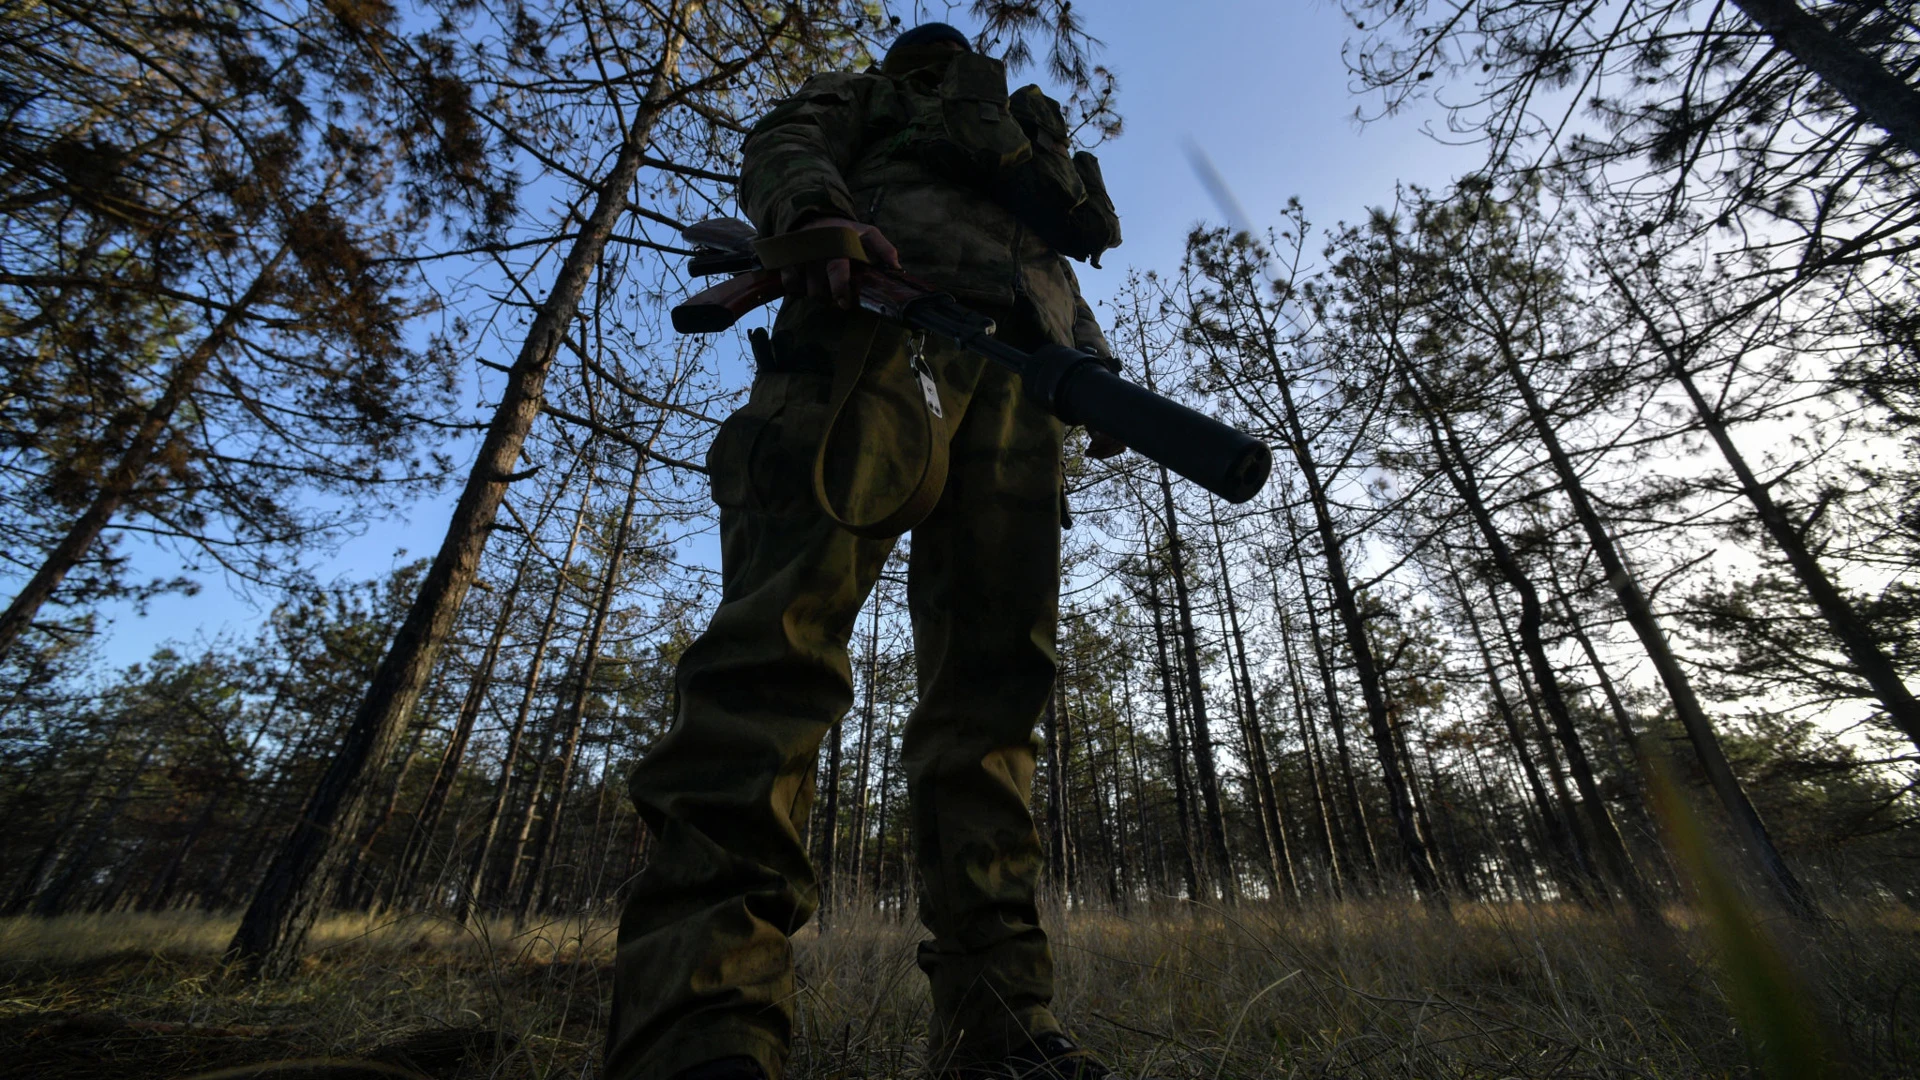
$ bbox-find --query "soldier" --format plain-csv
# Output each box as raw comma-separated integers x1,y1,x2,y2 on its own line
607,22,1129,1080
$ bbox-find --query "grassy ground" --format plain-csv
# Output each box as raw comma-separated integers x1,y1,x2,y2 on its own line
1,901,1915,1079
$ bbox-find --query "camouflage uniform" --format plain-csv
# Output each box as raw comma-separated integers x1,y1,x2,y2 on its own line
607,51,1112,1080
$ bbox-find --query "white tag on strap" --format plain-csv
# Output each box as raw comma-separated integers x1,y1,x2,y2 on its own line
909,334,943,419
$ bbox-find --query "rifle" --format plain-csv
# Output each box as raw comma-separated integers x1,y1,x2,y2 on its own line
670,219,1272,505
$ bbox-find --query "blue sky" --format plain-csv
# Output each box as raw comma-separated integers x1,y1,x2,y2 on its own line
81,0,1481,670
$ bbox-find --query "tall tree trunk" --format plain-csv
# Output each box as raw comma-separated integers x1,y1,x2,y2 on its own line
1151,457,1237,902
143,788,228,912
870,710,896,914
1546,560,1644,762
1272,572,1345,896
818,595,876,920
1285,626,1341,895
460,486,592,921
224,34,691,975
1044,691,1070,897
519,447,650,924
392,558,529,907
1611,271,1920,753
212,707,337,911
143,675,287,912
1261,334,1441,899
1545,560,1681,892
1213,508,1295,899
6,749,113,915
1284,524,1383,881
1397,350,1653,910
340,712,436,911
1726,0,1920,159
1485,581,1604,901
1417,734,1473,899
33,744,157,916
1391,706,1444,883
1489,322,1817,917
0,254,285,662
1467,739,1540,901
817,719,845,921
1057,686,1081,897
1119,677,1161,902
1145,566,1202,900
849,610,879,904
1448,564,1591,903
1543,557,1662,847
1084,703,1121,907
1219,619,1283,900
498,644,583,907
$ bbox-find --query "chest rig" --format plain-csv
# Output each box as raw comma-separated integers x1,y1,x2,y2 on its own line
865,53,1122,267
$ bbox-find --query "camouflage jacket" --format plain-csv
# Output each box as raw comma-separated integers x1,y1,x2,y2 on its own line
738,59,1112,356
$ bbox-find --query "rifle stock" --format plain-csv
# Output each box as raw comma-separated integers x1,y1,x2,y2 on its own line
671,270,782,334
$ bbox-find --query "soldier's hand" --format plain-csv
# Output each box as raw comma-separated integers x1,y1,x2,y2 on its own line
780,215,901,310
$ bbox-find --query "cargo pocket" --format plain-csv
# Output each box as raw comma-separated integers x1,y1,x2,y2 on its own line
707,372,833,516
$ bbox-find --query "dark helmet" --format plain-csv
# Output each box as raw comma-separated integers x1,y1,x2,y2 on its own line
885,22,972,61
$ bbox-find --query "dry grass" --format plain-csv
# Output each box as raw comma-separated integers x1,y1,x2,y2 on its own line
1,901,1914,1078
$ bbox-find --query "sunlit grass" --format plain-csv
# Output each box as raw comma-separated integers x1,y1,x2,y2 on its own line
1,899,1914,1077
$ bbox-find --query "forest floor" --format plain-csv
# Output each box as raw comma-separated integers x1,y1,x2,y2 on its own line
0,900,1916,1079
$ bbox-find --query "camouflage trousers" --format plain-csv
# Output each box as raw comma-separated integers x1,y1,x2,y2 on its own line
606,298,1068,1080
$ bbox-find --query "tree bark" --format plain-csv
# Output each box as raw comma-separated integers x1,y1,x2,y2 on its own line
519,447,650,924
1728,0,1920,160
1489,320,1817,917
0,254,285,663
223,60,690,972
1145,565,1202,901
1610,268,1920,754
391,560,528,908
1152,459,1238,902
460,486,592,920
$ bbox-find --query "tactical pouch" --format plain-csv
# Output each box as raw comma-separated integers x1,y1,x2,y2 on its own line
920,52,1031,184
1066,150,1122,265
997,85,1123,265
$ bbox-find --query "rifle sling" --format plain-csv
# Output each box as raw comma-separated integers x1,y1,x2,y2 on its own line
754,226,870,270
810,313,948,539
